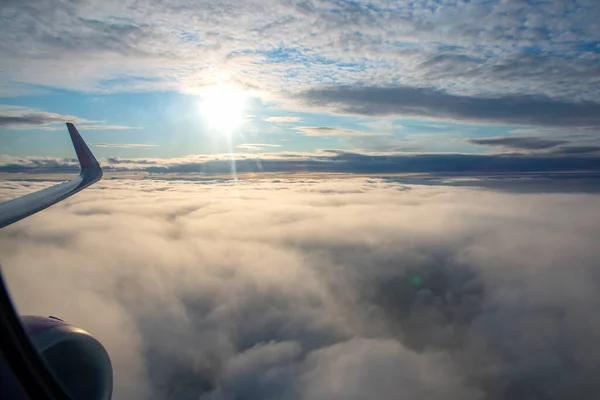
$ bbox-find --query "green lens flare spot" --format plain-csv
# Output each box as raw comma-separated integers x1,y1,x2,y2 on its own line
411,276,423,287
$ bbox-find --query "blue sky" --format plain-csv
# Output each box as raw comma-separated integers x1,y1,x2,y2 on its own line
1,0,599,171
0,89,506,158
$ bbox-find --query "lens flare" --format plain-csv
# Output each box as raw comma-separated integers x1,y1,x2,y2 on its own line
197,84,247,134
411,276,423,287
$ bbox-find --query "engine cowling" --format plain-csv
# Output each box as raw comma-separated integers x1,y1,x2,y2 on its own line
21,316,113,400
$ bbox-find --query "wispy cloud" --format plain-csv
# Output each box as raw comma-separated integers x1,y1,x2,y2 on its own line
295,126,374,137
0,0,598,107
264,116,301,123
93,143,158,148
236,143,282,151
80,125,143,131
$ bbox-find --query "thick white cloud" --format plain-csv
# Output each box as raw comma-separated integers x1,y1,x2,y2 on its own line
300,338,482,400
1,177,600,399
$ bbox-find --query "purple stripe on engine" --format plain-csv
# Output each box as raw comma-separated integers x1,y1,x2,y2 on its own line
21,316,68,335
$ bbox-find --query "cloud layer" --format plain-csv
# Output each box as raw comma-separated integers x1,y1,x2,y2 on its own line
2,150,600,178
1,178,600,399
1,0,599,109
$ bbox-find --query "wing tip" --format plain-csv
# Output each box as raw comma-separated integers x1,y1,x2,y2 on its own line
0,123,103,229
66,123,103,180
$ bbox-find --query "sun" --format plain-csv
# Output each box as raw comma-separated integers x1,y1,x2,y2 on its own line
197,84,247,134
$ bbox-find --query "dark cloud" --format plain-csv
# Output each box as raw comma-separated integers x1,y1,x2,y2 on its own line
383,173,600,194
550,146,600,155
0,106,142,129
0,112,74,127
466,136,600,156
2,178,600,399
296,86,600,127
466,136,569,150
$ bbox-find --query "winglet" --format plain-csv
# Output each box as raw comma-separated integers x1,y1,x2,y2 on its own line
66,122,102,178
0,123,103,229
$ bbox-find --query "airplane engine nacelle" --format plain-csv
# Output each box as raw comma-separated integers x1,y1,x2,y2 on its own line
21,316,113,400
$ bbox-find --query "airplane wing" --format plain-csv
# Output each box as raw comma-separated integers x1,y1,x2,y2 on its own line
0,123,103,229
